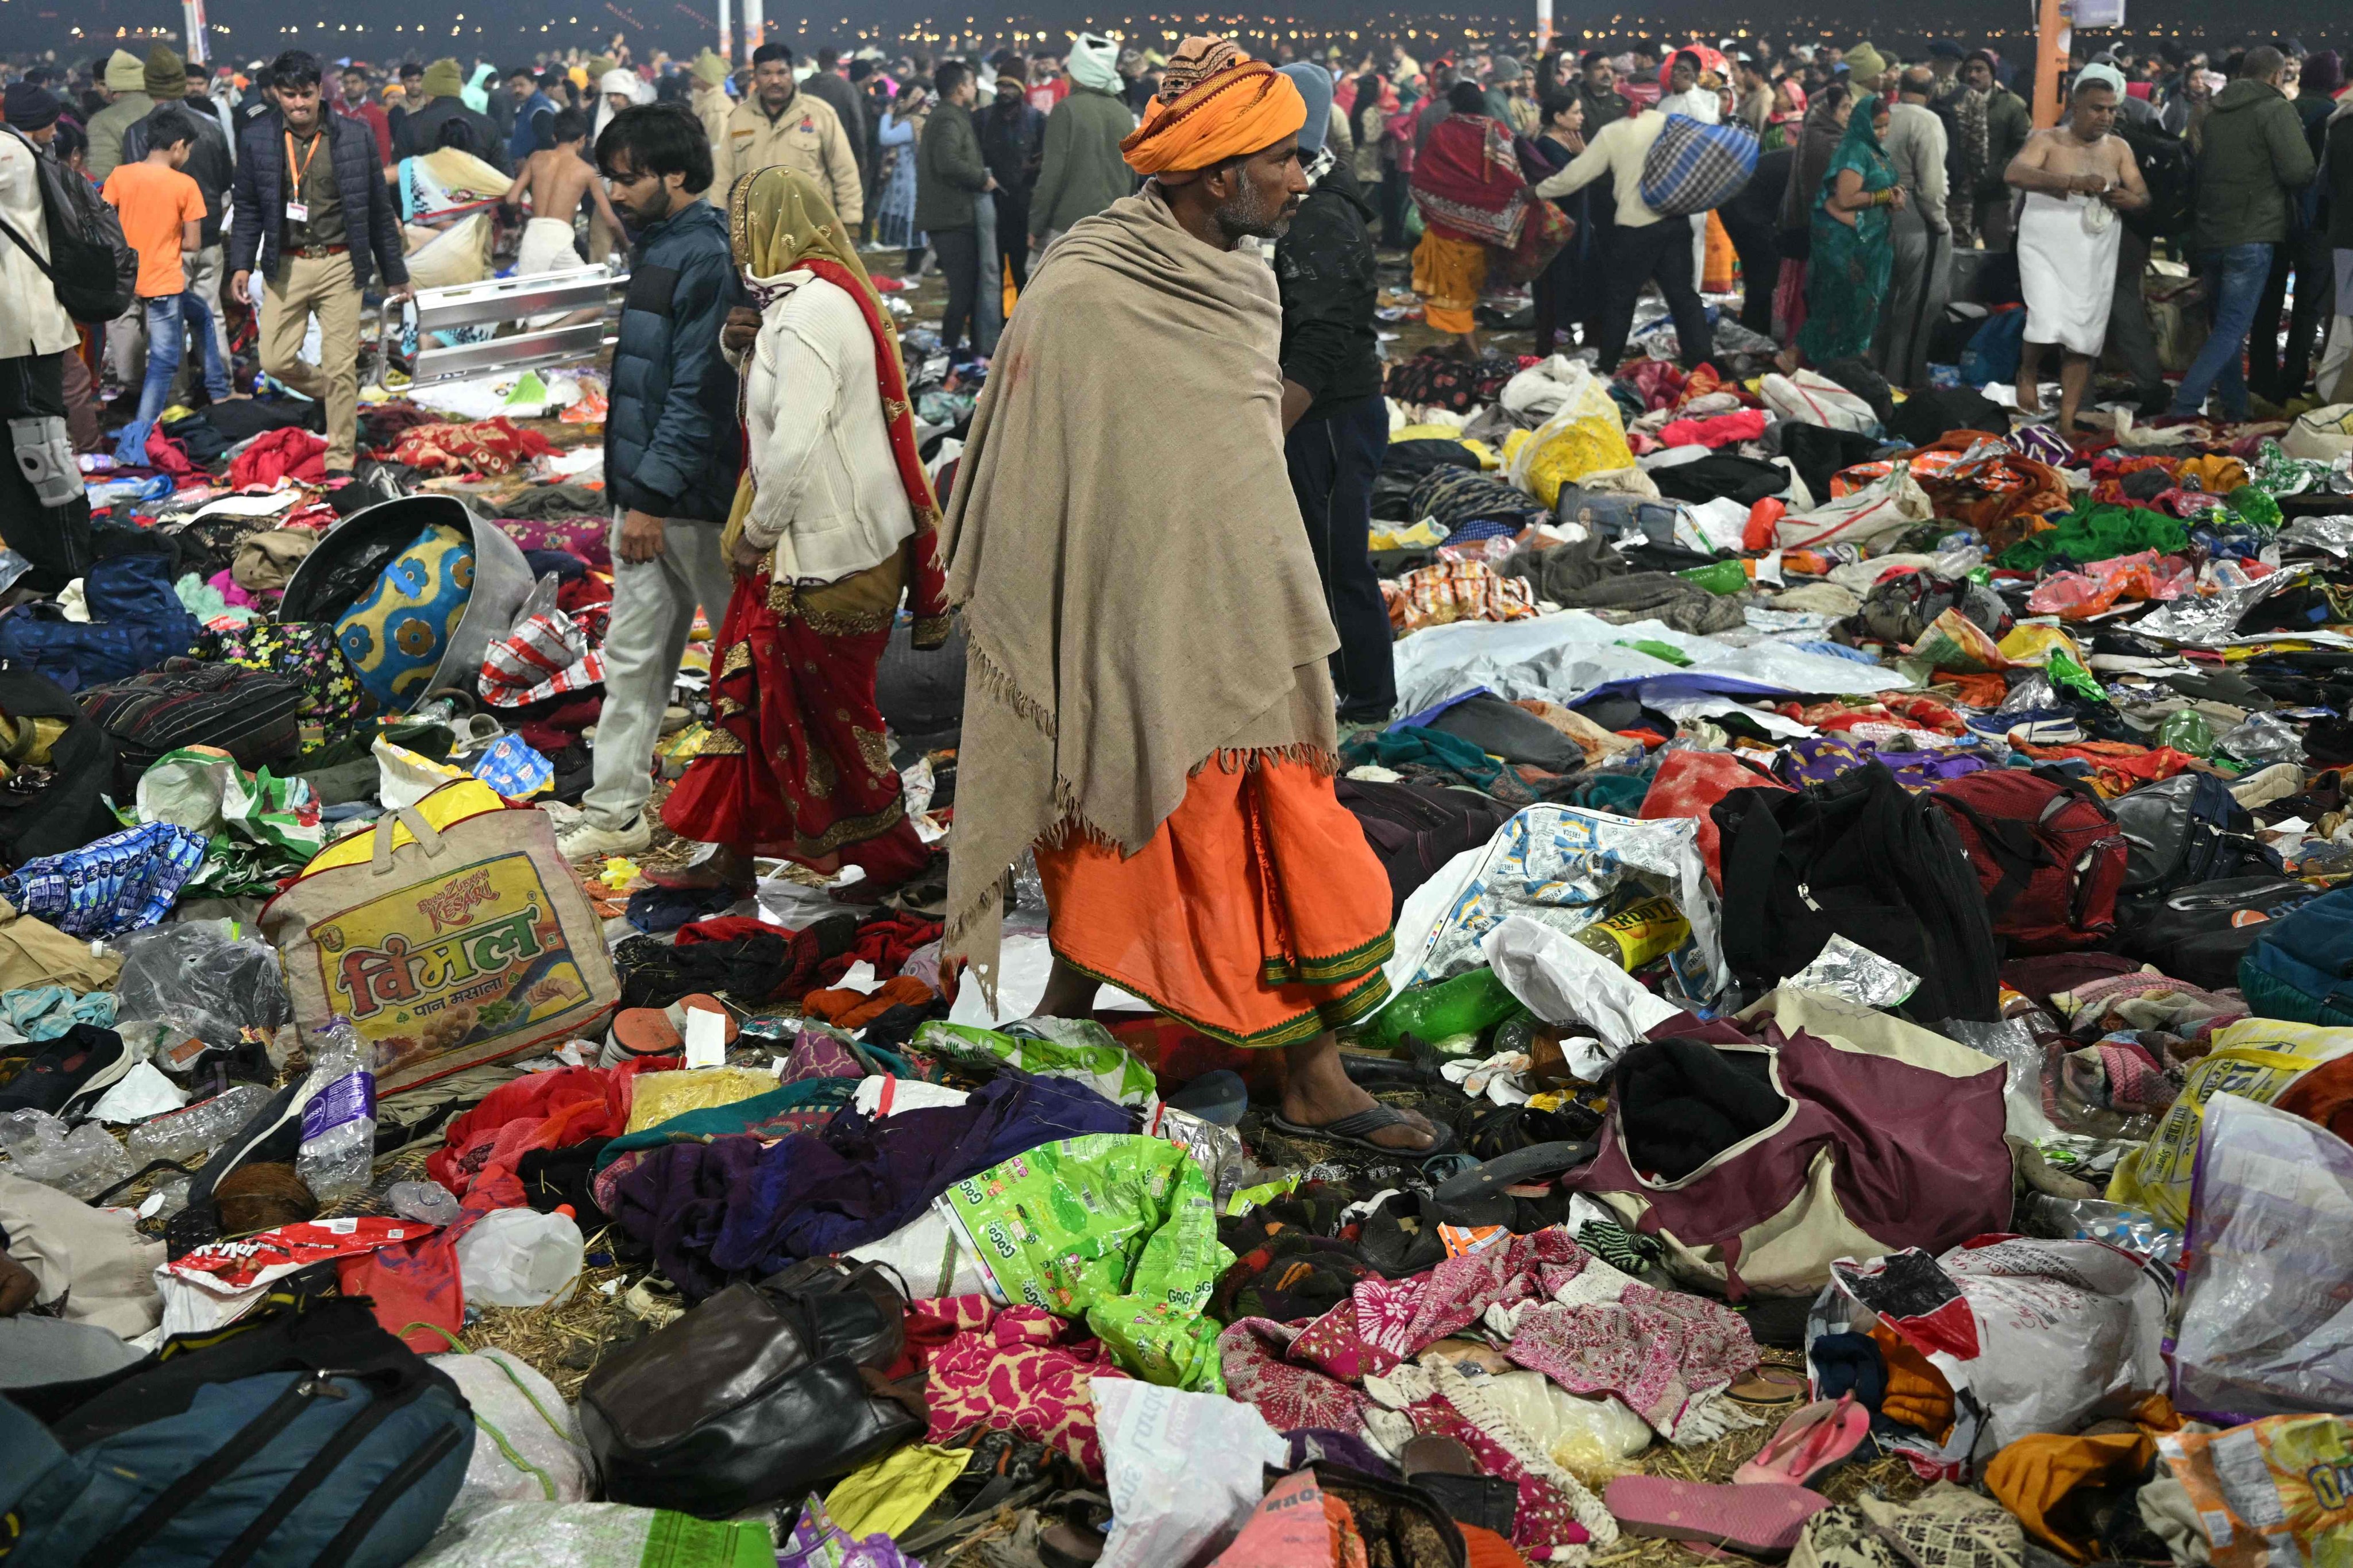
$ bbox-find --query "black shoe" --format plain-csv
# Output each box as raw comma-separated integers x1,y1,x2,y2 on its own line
0,1025,132,1118
168,1076,315,1254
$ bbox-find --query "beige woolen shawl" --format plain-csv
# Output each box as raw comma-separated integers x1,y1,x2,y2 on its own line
939,186,1341,1001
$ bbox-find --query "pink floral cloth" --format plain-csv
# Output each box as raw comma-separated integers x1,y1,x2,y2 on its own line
1218,1317,1373,1433
1503,1281,1758,1434
1292,1228,1592,1382
916,1296,1129,1480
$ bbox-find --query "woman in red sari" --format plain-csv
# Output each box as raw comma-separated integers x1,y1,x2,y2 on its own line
1409,80,1534,357
659,166,950,893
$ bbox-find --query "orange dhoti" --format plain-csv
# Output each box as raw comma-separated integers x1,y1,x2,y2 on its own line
1033,757,1394,1048
1413,227,1488,337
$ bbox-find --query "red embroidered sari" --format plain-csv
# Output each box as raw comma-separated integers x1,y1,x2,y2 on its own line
663,171,950,882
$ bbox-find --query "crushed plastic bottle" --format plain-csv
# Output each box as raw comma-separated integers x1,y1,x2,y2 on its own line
294,1019,377,1204
454,1206,585,1307
2157,709,2216,759
0,1109,134,1200
125,1082,272,1165
388,1179,464,1225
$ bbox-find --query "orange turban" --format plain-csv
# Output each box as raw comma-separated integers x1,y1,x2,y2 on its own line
1120,35,1307,177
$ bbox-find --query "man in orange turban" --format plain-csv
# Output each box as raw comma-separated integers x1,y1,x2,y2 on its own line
942,37,1448,1157
1120,35,1309,183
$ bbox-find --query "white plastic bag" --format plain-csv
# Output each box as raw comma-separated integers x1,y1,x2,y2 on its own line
1094,1379,1286,1568
2172,1092,2353,1422
1812,1236,2169,1467
1761,369,1879,434
430,1346,595,1513
1482,914,1680,1076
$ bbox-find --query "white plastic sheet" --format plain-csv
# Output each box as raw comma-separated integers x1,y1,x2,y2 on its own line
1388,609,1912,718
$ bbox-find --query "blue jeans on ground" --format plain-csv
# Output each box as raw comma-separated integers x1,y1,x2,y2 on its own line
2170,243,2271,420
117,291,231,462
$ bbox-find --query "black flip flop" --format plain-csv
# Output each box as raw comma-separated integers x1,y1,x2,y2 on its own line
1266,1104,1457,1158
1431,1140,1598,1206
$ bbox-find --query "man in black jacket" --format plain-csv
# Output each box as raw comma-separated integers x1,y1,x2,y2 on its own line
394,57,508,169
561,104,746,861
227,51,410,475
979,63,1045,291
1274,64,1394,725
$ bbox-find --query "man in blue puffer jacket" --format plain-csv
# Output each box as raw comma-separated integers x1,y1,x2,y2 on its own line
562,103,746,860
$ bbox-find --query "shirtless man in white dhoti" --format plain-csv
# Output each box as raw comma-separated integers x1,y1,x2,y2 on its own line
2005,66,2147,438
502,107,627,279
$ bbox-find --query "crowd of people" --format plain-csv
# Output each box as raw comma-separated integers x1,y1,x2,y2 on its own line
7,12,2353,1568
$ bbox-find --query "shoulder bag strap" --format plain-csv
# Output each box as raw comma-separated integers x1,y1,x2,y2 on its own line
369,805,450,875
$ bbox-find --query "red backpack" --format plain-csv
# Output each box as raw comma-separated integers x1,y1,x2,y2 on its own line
1929,770,2128,953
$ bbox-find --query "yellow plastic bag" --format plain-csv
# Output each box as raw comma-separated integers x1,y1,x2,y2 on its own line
2107,1017,2353,1227
1505,362,1638,508
1997,624,2082,668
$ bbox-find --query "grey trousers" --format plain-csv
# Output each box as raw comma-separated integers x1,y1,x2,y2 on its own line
973,190,1003,357
0,1315,144,1388
581,513,733,833
1876,207,1950,391
2107,225,2166,395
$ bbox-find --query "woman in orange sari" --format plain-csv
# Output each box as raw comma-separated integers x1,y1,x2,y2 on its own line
660,167,950,893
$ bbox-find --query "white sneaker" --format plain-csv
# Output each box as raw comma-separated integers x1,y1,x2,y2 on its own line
557,815,653,861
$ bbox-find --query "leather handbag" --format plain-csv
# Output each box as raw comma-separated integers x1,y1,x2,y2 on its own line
578,1261,919,1517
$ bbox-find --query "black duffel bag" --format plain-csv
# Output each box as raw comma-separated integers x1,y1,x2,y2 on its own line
578,1258,920,1517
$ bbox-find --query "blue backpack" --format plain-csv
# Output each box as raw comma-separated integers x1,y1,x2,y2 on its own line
1958,307,2028,387
2240,886,2353,1028
0,1294,473,1567
0,551,200,694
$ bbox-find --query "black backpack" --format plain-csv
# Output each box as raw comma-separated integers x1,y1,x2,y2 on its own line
1714,762,2002,1022
1336,776,1514,920
0,124,137,322
2112,772,2282,898
0,666,121,866
2118,117,2192,241
2117,875,2322,991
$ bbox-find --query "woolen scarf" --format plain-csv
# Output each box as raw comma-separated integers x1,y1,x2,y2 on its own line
938,186,1341,998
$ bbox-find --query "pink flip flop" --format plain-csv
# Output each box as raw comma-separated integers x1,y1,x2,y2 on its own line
1604,1476,1832,1555
1733,1393,1873,1489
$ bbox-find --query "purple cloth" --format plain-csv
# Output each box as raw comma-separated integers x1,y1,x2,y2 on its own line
609,1067,1131,1299
1773,735,1996,792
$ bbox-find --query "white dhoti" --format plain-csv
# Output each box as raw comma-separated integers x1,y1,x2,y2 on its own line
2017,190,2121,355
518,215,582,277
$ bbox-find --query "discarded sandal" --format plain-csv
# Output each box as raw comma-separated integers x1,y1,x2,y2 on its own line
604,992,737,1066
1733,1393,1873,1488
1727,1366,1811,1407
1605,1475,1831,1554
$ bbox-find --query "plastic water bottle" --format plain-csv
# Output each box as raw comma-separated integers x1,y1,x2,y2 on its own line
126,1082,273,1165
454,1206,585,1307
295,1019,377,1204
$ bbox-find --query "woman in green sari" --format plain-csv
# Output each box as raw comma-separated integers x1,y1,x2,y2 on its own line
1785,93,1904,369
